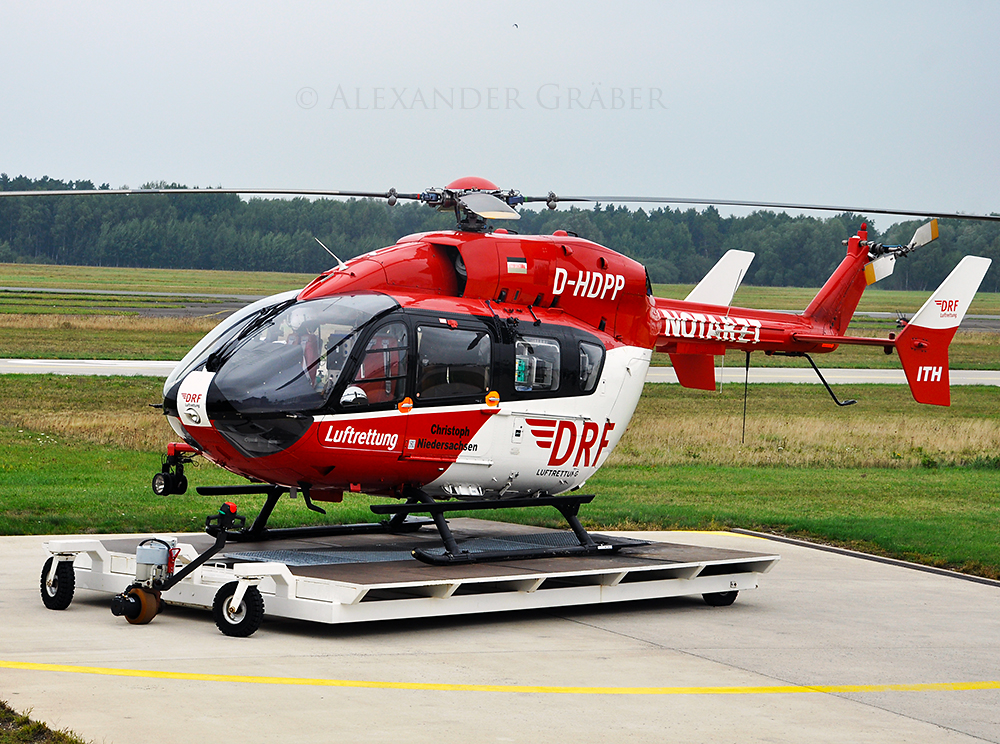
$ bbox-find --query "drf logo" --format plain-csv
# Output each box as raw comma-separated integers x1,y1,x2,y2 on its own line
916,366,943,382
526,418,616,467
934,299,960,316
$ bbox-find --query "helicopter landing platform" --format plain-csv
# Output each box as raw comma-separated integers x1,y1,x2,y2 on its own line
43,519,779,635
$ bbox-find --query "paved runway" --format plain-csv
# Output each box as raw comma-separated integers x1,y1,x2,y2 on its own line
0,359,178,376
2,529,998,743
645,366,1000,386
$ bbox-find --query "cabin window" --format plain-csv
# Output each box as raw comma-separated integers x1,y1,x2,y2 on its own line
343,321,408,407
416,325,491,400
579,341,604,393
514,336,560,393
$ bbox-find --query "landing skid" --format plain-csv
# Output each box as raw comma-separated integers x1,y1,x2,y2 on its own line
371,489,623,565
197,484,622,565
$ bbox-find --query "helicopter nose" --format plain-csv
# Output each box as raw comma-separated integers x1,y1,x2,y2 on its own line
161,374,198,444
174,370,216,431
162,378,180,419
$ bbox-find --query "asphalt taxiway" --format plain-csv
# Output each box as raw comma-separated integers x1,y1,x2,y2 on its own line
2,529,998,743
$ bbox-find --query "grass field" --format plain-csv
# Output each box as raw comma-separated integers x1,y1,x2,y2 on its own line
4,263,1000,315
1,263,999,368
654,281,1000,315
0,263,315,296
1,262,998,579
0,289,227,315
0,314,218,360
1,374,998,578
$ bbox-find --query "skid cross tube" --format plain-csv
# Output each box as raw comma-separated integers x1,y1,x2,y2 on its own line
369,491,616,565
196,484,430,542
199,485,288,541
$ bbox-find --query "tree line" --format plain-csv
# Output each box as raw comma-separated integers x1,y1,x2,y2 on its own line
2,173,997,292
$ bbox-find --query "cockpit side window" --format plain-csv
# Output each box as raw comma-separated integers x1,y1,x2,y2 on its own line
341,321,409,409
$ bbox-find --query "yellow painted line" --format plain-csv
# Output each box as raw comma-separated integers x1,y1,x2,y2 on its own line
681,530,768,539
610,530,769,541
2,661,998,695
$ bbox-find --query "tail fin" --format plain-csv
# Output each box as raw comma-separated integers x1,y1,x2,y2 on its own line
684,250,755,307
664,250,756,390
802,224,874,334
895,256,992,406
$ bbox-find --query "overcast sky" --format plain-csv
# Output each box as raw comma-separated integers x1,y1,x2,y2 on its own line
2,1,998,225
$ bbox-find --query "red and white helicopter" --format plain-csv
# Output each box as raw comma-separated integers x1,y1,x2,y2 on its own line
6,177,994,565
133,176,991,564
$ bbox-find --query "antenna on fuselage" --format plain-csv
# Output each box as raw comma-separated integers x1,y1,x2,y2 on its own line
314,237,347,270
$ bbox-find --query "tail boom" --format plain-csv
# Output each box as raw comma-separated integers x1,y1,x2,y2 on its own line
651,220,988,404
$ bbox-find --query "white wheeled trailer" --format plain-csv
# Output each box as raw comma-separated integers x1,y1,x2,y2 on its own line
41,519,780,636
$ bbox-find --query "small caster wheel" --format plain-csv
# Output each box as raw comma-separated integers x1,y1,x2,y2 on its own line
174,474,188,495
40,557,75,610
213,581,264,637
112,585,161,623
125,587,161,624
152,471,174,495
703,590,738,607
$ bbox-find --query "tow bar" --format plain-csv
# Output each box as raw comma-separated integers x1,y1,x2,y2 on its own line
110,503,245,624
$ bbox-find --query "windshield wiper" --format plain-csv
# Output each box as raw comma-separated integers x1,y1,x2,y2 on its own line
205,298,297,372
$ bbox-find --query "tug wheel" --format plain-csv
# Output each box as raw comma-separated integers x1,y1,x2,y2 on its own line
703,590,739,607
213,581,264,638
125,587,161,624
40,557,75,610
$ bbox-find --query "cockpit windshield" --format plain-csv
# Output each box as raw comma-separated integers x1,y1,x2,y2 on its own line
210,293,398,414
165,289,300,394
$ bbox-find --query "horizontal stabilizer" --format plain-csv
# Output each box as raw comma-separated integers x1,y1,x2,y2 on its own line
685,250,755,306
669,353,717,391
895,255,991,406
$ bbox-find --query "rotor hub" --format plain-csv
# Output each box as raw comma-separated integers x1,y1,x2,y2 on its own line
446,176,499,191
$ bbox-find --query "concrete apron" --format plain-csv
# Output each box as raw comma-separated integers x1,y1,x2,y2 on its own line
2,529,998,744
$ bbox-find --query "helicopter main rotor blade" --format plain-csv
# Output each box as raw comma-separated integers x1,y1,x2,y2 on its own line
528,194,1000,223
4,185,996,224
458,191,521,220
0,187,420,200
